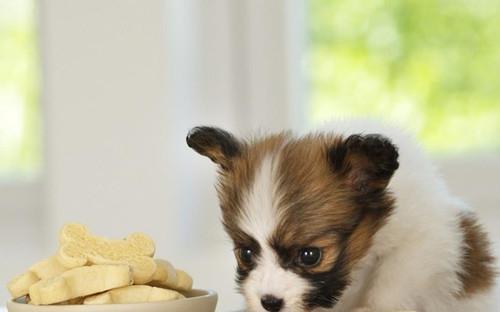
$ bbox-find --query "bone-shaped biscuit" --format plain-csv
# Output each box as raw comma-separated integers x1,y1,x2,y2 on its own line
7,256,68,299
30,256,68,280
83,285,184,304
169,270,193,292
7,271,39,299
57,223,156,284
149,259,193,292
29,264,132,305
150,259,177,285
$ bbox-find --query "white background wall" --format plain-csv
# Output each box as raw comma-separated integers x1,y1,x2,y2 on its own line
0,1,498,311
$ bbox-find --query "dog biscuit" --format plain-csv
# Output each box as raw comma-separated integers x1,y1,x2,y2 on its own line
7,271,39,299
172,270,193,291
150,260,193,292
150,259,177,285
8,257,68,299
83,285,184,304
29,264,132,305
57,223,156,284
29,256,68,280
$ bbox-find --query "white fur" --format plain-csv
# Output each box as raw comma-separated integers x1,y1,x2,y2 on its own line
243,245,312,312
239,156,281,244
317,120,498,312
239,155,311,312
237,120,497,312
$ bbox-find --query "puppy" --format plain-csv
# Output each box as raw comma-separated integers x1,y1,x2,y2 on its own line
186,121,497,312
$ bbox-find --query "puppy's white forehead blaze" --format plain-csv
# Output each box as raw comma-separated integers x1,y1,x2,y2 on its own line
239,155,281,242
238,154,311,311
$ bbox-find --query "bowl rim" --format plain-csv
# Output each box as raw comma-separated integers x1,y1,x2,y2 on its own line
7,289,218,308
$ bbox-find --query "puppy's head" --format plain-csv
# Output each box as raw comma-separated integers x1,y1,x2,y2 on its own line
187,127,399,312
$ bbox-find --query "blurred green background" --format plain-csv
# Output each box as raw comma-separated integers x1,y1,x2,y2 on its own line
0,0,39,179
309,0,500,154
1,0,500,178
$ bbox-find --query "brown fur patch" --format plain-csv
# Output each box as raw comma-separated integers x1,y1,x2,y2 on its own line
305,234,342,274
271,134,358,259
341,204,393,270
269,134,395,274
456,212,496,298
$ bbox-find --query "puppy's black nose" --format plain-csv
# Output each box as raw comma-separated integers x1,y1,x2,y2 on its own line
260,294,283,312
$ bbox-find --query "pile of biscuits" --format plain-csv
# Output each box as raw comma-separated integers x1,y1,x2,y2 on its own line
7,223,193,305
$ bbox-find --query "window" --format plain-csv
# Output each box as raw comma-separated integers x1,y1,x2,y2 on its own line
308,0,500,154
0,0,40,180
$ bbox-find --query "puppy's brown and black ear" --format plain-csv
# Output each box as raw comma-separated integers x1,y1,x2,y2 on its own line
328,134,399,192
186,126,242,170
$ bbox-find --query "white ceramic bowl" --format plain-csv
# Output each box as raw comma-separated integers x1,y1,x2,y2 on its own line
7,289,217,312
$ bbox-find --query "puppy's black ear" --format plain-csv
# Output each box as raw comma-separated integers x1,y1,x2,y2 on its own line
186,126,242,169
328,134,399,192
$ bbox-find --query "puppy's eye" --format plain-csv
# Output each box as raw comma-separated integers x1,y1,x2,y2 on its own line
237,247,254,265
297,247,322,267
